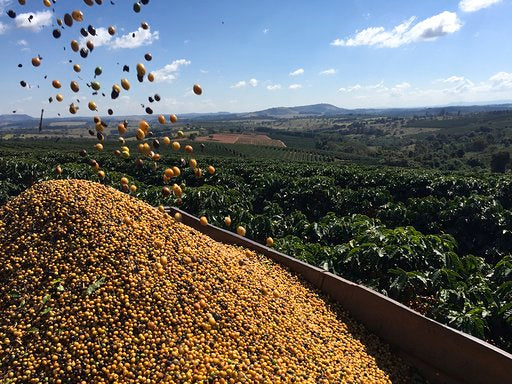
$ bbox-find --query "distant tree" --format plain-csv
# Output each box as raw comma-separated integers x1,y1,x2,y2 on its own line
467,158,483,168
469,138,487,152
456,148,465,158
491,151,510,173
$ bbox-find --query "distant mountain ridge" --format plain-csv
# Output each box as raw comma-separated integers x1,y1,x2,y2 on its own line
241,103,350,118
0,114,35,123
2,103,512,123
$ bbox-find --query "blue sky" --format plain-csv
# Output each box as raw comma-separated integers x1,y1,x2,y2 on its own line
0,0,511,117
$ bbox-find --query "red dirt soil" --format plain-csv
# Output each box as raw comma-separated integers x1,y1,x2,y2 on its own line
194,133,286,147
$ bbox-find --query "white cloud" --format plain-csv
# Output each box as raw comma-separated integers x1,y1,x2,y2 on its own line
366,81,388,92
339,81,408,94
335,72,512,108
200,69,209,74
16,39,28,46
263,28,269,34
266,84,282,90
0,0,11,14
338,84,362,92
231,80,246,88
331,11,461,48
15,11,52,31
438,75,466,83
436,76,475,93
77,26,159,50
0,22,7,35
110,27,159,49
488,72,512,91
393,82,411,90
231,78,258,88
230,79,258,88
389,82,412,97
459,0,501,12
152,59,191,83
289,84,302,90
289,68,304,76
79,27,113,48
319,68,337,76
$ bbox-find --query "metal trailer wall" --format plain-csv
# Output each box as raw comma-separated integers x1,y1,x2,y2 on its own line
166,207,512,384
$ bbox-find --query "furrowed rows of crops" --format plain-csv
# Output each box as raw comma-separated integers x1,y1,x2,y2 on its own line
0,141,511,353
181,142,336,163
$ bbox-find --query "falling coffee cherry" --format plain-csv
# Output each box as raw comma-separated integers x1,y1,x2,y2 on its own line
80,28,88,37
145,107,153,114
154,94,161,102
64,13,73,27
52,29,61,39
144,53,152,61
20,80,27,87
69,103,79,114
91,81,101,91
70,81,80,93
108,109,114,115
7,10,16,19
121,79,130,90
193,84,203,95
71,10,84,22
70,40,79,52
80,48,89,58
136,63,146,76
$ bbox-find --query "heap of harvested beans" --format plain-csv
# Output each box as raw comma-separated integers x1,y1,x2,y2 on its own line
0,180,415,383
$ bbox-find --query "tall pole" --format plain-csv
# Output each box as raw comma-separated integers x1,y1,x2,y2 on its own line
38,109,44,132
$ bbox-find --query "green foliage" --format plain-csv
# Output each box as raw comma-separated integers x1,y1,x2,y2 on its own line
1,139,512,352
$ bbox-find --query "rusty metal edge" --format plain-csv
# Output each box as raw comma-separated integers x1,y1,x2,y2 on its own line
165,207,512,384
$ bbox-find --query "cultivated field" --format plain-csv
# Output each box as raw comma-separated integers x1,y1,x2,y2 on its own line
194,133,286,147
